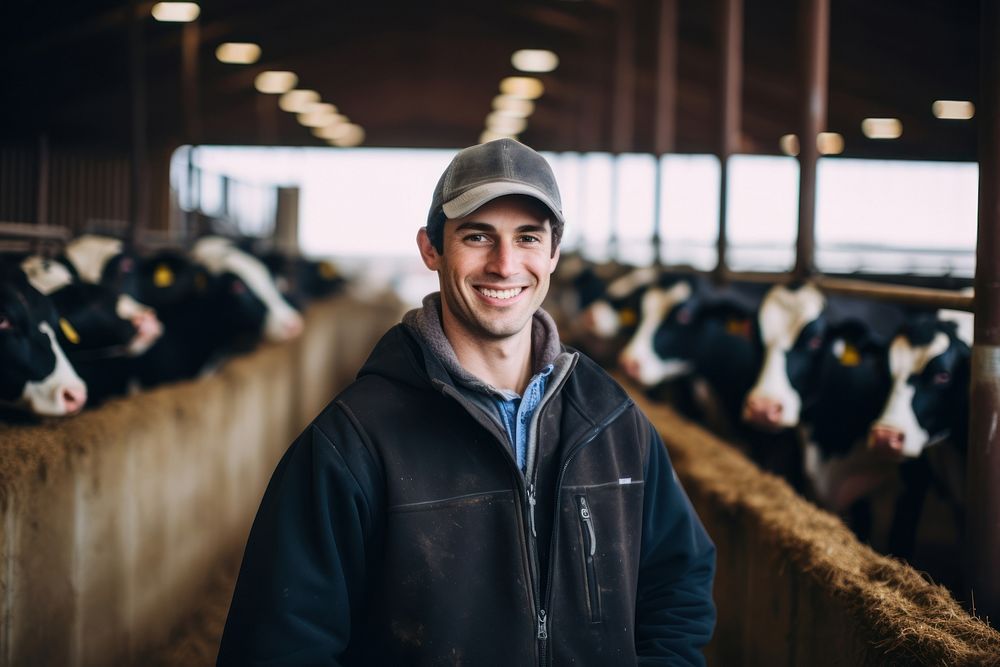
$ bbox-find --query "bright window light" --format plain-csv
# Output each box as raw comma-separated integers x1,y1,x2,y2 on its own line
727,155,800,271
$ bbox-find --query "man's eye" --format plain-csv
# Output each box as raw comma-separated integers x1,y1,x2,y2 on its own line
518,235,541,244
464,234,489,243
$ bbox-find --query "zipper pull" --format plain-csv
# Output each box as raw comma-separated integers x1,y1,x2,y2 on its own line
578,496,597,556
527,483,537,538
537,609,548,640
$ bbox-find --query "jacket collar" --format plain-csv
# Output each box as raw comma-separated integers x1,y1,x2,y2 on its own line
402,292,564,398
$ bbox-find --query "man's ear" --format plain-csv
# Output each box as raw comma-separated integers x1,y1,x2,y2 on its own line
417,227,441,271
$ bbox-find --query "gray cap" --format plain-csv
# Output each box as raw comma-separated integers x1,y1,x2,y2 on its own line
426,139,565,243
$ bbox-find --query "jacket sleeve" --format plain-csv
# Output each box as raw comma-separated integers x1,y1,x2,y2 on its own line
635,419,717,666
216,408,383,667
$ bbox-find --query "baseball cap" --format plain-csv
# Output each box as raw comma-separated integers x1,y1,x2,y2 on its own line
426,139,565,248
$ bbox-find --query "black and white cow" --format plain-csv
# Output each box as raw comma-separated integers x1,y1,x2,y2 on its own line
191,237,304,342
129,249,273,385
0,261,88,416
742,282,907,432
18,255,163,403
864,309,972,558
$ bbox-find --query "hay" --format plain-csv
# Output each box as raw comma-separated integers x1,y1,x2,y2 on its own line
623,377,1000,666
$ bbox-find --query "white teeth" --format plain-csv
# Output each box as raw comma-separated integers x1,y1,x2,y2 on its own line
479,287,523,300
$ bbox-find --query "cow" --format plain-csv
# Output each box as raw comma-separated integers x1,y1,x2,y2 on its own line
129,249,273,386
742,282,907,432
865,309,972,558
17,255,163,403
258,250,346,309
0,261,87,416
191,236,304,342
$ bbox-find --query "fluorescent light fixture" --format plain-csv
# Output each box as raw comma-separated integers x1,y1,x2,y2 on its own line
151,2,200,22
932,100,975,120
254,71,298,94
304,102,338,116
299,112,333,128
330,124,365,147
312,118,350,139
279,89,320,113
817,132,844,155
511,49,559,73
861,118,902,139
216,43,261,65
492,95,535,117
499,76,545,100
486,112,527,135
779,134,799,157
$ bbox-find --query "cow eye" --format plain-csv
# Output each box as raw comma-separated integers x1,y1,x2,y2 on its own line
230,280,247,295
677,308,692,325
808,335,823,351
933,371,951,385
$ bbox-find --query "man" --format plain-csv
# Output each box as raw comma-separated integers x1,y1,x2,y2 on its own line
217,139,716,666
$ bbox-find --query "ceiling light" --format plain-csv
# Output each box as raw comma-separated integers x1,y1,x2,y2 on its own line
304,102,338,116
499,76,545,100
817,132,844,154
779,134,799,157
486,112,527,135
861,118,902,139
254,71,298,94
216,42,261,65
151,2,200,22
278,89,320,113
298,108,343,128
492,95,535,117
932,100,975,120
312,119,349,139
511,49,559,73
330,124,365,147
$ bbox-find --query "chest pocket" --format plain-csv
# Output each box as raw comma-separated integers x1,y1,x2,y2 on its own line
564,479,645,625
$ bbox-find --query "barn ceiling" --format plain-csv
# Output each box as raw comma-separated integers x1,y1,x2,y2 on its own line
0,0,980,160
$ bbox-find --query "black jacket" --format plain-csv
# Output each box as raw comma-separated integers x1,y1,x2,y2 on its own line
218,323,716,666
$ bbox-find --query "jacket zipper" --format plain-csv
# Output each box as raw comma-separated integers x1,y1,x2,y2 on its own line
437,382,550,665
538,399,634,664
576,495,601,622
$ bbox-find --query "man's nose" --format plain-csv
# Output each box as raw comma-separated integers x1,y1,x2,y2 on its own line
485,242,517,277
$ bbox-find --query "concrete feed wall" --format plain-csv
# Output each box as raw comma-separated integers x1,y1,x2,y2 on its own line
0,295,404,667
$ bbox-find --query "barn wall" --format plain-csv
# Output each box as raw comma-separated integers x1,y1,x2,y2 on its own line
0,294,405,667
625,386,1000,666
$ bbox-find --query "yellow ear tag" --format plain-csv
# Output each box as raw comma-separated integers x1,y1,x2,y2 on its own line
839,343,861,367
319,261,339,280
154,264,175,288
59,318,81,345
618,308,637,327
725,318,750,338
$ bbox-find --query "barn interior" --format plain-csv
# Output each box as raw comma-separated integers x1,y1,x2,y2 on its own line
2,0,1000,665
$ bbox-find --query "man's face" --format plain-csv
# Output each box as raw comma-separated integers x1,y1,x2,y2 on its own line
418,196,560,343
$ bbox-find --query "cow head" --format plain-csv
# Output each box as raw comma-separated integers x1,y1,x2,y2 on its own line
869,314,971,459
0,264,87,416
618,278,696,386
743,282,826,431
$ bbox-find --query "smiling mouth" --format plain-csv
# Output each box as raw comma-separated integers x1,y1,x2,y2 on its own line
477,286,524,300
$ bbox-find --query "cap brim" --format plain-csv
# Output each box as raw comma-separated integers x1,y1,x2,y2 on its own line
442,182,564,225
